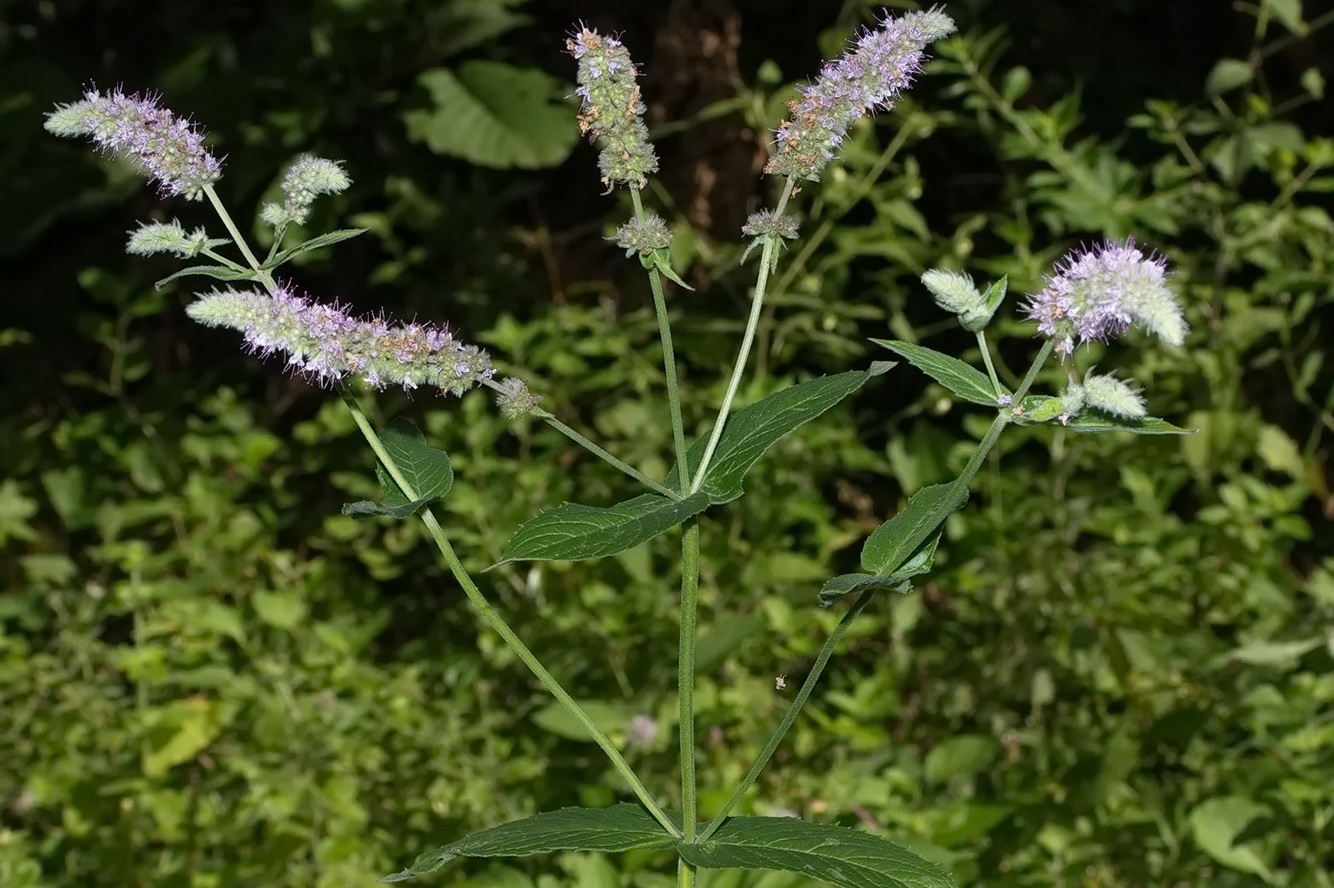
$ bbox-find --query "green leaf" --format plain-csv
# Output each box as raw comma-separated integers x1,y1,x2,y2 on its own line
1062,413,1192,435
406,61,579,169
817,573,908,607
924,735,998,785
342,418,453,519
265,228,367,267
862,485,959,576
494,491,710,566
667,364,892,503
383,805,677,882
871,340,1002,407
676,817,957,888
153,264,257,290
531,700,640,742
1206,59,1255,95
1188,796,1273,880
1223,636,1323,667
252,590,307,630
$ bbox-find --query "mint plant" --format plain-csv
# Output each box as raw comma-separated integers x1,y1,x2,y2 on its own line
45,7,1190,887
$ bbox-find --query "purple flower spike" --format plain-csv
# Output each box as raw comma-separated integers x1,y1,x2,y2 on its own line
186,286,493,396
45,87,223,200
766,8,955,181
1025,239,1188,355
565,27,658,191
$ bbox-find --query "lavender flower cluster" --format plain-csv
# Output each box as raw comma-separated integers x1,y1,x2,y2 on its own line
45,87,223,200
187,287,494,396
767,8,956,181
1024,239,1187,355
566,28,658,191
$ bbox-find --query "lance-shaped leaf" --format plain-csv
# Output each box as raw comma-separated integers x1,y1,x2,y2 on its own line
820,530,942,606
861,484,960,576
677,817,956,888
1063,413,1192,435
383,804,678,882
342,417,453,519
153,264,258,290
872,339,1004,407
265,228,367,268
667,363,893,504
494,491,711,566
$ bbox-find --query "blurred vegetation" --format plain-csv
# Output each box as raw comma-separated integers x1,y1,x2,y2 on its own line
3,0,1333,886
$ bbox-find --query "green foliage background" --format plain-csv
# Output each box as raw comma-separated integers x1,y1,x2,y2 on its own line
2,0,1332,886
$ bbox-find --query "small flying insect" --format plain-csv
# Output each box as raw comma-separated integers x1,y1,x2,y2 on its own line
775,672,788,691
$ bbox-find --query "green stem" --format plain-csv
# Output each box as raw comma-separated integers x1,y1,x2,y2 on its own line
203,184,275,288
696,340,1057,841
689,177,797,494
976,331,1002,397
341,394,679,839
484,376,677,498
678,519,701,840
630,188,692,490
696,586,876,843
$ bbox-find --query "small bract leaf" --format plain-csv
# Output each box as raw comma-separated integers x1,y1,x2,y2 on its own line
383,804,678,882
817,573,908,607
676,817,956,888
494,491,711,566
872,340,1003,406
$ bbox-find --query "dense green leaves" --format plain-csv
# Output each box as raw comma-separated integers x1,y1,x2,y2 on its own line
342,418,453,518
494,491,710,565
383,805,677,882
667,363,893,503
872,340,1002,407
677,818,957,888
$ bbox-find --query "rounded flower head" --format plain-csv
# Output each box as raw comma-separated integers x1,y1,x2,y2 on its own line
566,27,658,191
1025,239,1188,355
766,8,956,181
186,286,492,396
45,87,223,199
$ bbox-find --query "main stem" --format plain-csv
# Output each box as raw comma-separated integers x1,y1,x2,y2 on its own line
343,395,679,838
678,519,701,841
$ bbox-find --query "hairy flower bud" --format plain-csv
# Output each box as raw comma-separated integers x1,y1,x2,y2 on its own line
186,286,492,396
45,87,223,199
260,154,351,228
766,8,956,181
614,214,672,257
566,27,658,191
1025,239,1188,355
494,377,543,420
126,219,213,258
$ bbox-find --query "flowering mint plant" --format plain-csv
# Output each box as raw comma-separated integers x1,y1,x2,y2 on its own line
47,7,1189,887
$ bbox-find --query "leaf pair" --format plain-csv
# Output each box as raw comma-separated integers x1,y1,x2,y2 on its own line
494,363,893,567
383,804,957,888
154,228,367,290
